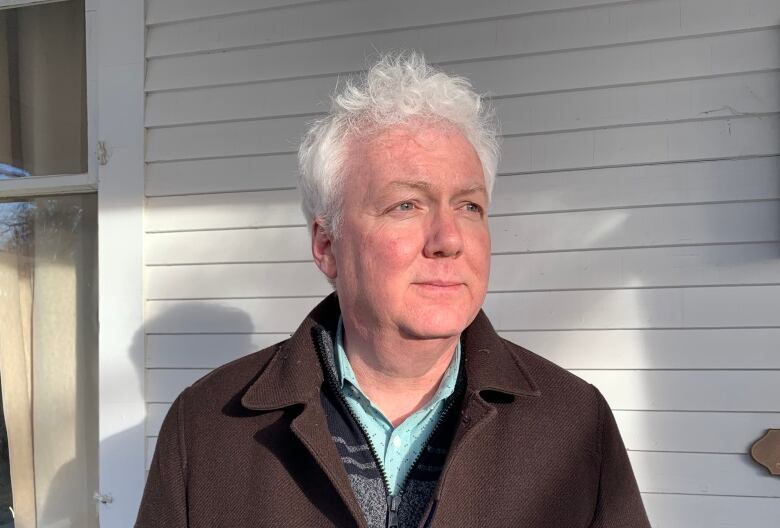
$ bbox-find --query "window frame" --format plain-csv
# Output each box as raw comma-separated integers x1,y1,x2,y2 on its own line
0,0,99,198
0,1,146,526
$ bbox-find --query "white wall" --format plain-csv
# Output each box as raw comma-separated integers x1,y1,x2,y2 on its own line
142,0,780,525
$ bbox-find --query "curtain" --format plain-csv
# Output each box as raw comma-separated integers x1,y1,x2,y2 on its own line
0,195,98,528
0,249,36,528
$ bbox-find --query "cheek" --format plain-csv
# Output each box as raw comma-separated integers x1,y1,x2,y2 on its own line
468,225,491,261
363,229,420,276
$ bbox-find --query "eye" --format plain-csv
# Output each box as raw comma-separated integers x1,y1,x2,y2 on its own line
463,202,483,214
395,201,415,212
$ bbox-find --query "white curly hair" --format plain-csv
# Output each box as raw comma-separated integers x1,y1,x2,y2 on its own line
297,50,500,236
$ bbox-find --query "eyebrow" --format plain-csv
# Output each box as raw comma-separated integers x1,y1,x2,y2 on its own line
387,180,487,198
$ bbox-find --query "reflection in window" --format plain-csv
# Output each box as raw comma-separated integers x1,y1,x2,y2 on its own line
0,0,87,178
0,194,98,528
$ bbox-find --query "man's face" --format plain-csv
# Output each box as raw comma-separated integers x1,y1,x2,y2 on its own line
314,122,491,341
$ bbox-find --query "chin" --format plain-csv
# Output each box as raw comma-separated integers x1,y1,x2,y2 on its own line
399,307,475,340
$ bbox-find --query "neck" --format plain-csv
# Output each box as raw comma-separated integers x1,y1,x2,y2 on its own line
341,317,459,426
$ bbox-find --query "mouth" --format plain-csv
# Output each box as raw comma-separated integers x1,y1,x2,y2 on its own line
413,281,464,291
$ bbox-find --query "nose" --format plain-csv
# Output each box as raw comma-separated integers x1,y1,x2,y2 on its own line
423,208,464,258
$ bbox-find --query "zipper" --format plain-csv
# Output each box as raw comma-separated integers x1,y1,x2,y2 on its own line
386,494,401,528
396,366,465,495
315,330,465,528
404,365,465,528
315,331,396,525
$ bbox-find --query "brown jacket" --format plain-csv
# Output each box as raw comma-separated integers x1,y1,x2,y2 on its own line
136,294,650,528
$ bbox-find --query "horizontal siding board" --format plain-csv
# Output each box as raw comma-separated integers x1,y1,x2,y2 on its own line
482,286,780,330
145,154,299,196
453,28,780,98
504,329,780,369
640,453,780,499
490,243,780,290
145,25,780,92
145,69,780,132
145,0,318,26
492,156,780,214
495,70,780,136
145,76,334,128
146,261,330,299
147,437,156,470
630,451,780,497
614,411,780,454
148,0,678,57
145,226,311,265
146,334,288,368
147,368,210,402
145,297,320,333
500,114,780,175
145,285,780,334
145,0,631,27
580,370,780,411
146,243,780,299
642,494,780,528
146,116,307,162
145,328,780,370
489,201,780,253
145,189,301,232
147,404,168,437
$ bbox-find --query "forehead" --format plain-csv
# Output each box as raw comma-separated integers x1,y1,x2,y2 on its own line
346,121,484,185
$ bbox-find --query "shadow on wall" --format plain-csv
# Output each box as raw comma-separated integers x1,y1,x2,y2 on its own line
42,302,257,527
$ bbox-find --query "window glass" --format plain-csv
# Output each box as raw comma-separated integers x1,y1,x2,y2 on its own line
0,193,97,528
0,0,87,178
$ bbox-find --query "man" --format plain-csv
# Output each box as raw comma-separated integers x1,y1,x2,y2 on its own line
136,52,650,528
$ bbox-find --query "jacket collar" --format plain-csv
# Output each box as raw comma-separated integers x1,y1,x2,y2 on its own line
241,293,540,411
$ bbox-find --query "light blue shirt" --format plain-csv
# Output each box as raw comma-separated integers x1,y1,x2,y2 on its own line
335,317,461,496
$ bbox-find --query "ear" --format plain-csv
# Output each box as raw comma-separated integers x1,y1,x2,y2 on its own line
311,219,338,280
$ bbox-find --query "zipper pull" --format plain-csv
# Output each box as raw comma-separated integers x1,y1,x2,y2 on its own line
387,494,401,528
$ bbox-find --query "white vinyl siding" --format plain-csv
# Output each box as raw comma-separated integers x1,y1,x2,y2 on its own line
143,0,780,525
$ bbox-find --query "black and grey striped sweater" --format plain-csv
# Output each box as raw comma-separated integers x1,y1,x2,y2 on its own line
314,327,465,528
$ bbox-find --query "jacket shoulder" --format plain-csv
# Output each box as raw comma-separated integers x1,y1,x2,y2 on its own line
501,337,600,408
179,340,286,409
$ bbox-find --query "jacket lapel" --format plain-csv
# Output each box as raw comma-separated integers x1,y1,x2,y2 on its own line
241,294,368,528
290,397,370,528
429,310,542,525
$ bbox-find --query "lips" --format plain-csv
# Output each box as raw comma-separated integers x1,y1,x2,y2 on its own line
414,280,464,289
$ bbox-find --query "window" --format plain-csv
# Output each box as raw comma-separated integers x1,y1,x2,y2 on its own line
0,1,97,527
0,194,98,528
0,0,87,178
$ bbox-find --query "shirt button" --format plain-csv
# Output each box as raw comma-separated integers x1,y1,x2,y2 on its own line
392,436,402,448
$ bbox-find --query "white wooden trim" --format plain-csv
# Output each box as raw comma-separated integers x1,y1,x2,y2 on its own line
0,173,96,198
0,0,69,9
95,0,146,526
